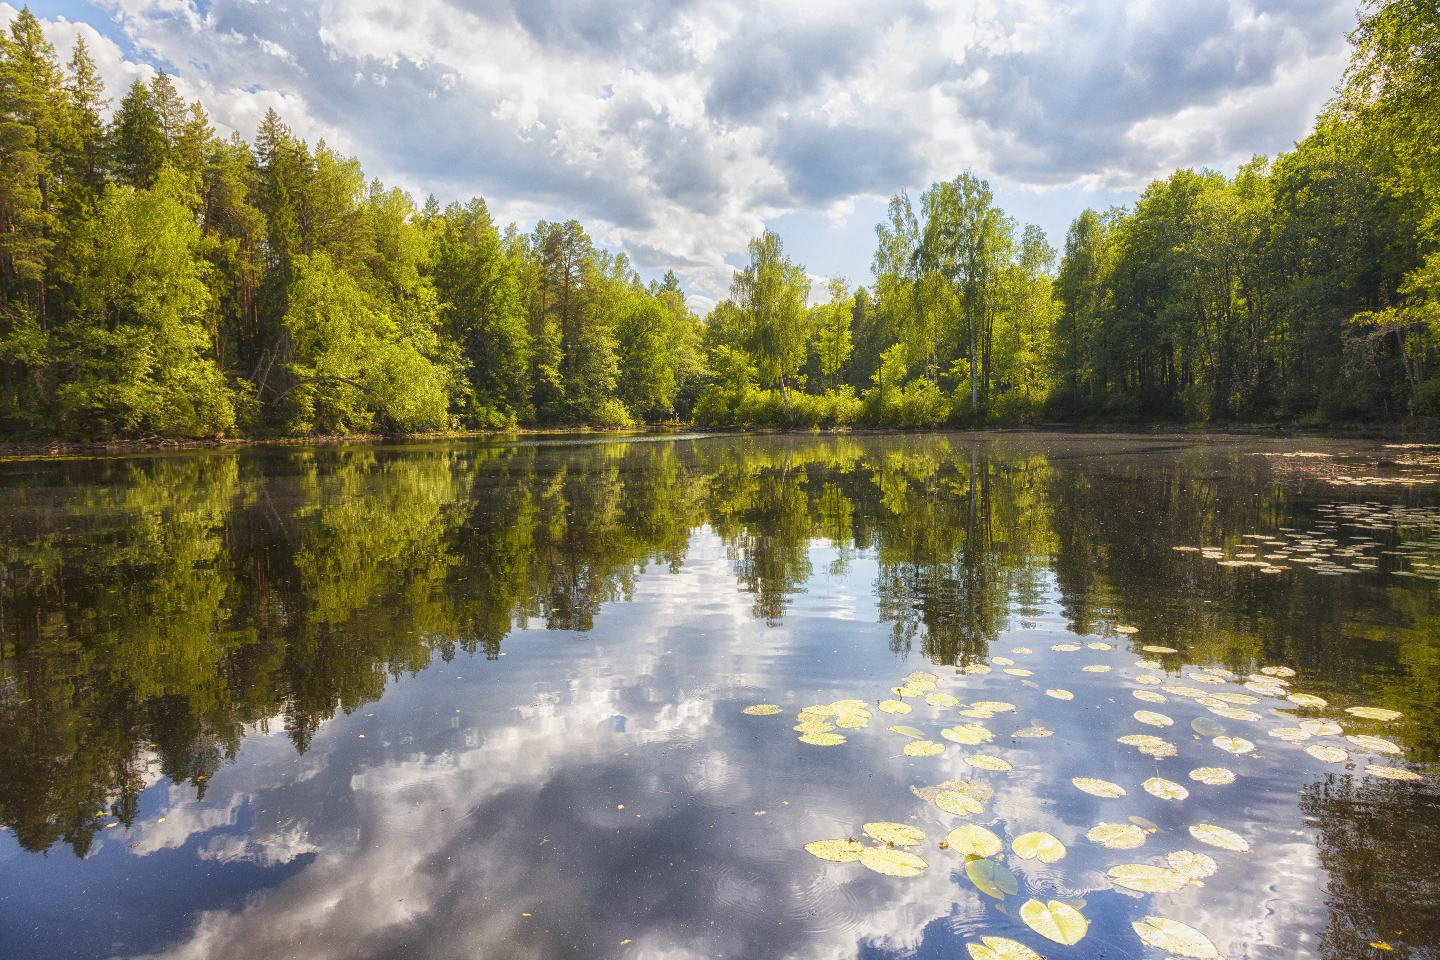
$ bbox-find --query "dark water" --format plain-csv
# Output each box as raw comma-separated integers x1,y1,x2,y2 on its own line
0,433,1436,960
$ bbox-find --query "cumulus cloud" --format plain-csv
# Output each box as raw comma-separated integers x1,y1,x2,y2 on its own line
16,0,1354,300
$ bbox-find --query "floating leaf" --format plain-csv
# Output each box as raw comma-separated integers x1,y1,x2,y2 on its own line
799,732,846,745
1136,674,1163,684
804,839,866,862
896,684,926,697
1203,667,1236,678
1082,665,1112,672
1129,815,1159,831
1088,642,1114,650
945,824,1003,857
1020,898,1088,945
1191,717,1226,737
1003,668,1035,676
965,754,1013,771
1261,666,1297,678
965,936,1041,960
1208,705,1262,722
1011,647,1033,654
1108,864,1190,892
795,720,836,733
1135,659,1164,669
1046,689,1074,700
830,699,869,713
1118,734,1168,749
1013,831,1066,863
879,700,912,715
799,704,836,719
1305,744,1349,763
1245,681,1289,698
942,724,994,745
1345,706,1403,722
973,702,1018,713
1132,916,1221,959
907,671,941,683
1135,710,1175,727
1213,736,1254,754
1189,673,1226,685
1268,727,1311,743
964,663,993,675
936,790,985,815
1052,643,1082,651
1168,850,1218,879
959,709,995,719
1144,777,1189,800
926,692,960,707
859,847,927,877
1189,823,1249,852
965,857,1020,899
1134,690,1169,704
1347,735,1402,755
1143,645,1179,654
1165,686,1206,699
742,705,781,715
1189,767,1236,785
835,712,872,728
1087,822,1146,849
993,657,1015,666
889,724,927,738
1299,719,1343,736
1212,692,1262,705
1073,777,1126,797
1366,764,1424,781
864,822,926,845
1289,693,1329,708
1013,726,1052,738
1115,625,1139,634
905,740,945,757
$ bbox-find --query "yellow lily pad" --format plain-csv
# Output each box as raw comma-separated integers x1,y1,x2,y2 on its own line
799,704,836,719
1045,689,1074,700
878,700,911,714
942,724,994,745
804,839,866,861
964,663,993,674
1143,777,1189,800
1073,777,1126,798
926,692,960,707
1135,659,1163,669
1108,864,1190,892
965,936,1041,960
830,699,868,712
1346,734,1402,755
1168,850,1217,879
972,701,1017,712
1305,744,1348,763
905,740,945,757
1052,643,1081,651
1366,764,1423,781
889,724,926,738
742,705,781,715
965,858,1020,899
1289,693,1328,708
1299,719,1343,736
1011,647,1032,654
835,712,871,728
795,720,836,733
1132,916,1220,959
1142,645,1179,653
1082,665,1112,672
1208,705,1263,721
936,790,985,815
1088,642,1114,650
1188,767,1236,785
864,822,927,845
945,824,1002,857
1268,726,1311,743
859,847,927,877
799,732,847,745
1260,666,1296,678
1133,690,1169,704
1115,625,1139,634
965,754,1013,771
993,657,1015,666
1213,736,1255,754
1020,898,1088,945
1188,823,1249,852
1003,668,1034,676
1012,831,1066,863
1087,822,1146,849
907,671,941,683
1345,706,1402,721
1134,710,1174,727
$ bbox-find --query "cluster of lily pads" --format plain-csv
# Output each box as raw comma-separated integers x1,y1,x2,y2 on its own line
742,624,1427,960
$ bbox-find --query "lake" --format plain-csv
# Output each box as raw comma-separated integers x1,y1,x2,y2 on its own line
0,432,1436,960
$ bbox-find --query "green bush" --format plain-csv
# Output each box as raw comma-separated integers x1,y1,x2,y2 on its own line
1413,379,1440,418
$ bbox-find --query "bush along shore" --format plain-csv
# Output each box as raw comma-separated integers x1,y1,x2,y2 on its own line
1,2,1437,441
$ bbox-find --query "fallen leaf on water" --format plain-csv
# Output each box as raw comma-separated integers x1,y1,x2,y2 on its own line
965,857,1020,899
1189,823,1250,852
1144,777,1189,800
804,839,867,862
1046,689,1074,700
1305,744,1349,763
859,847,927,877
1189,767,1236,785
621,940,631,945
1213,736,1255,754
1168,850,1218,880
1347,735,1402,755
1108,864,1190,892
1371,942,1393,951
965,754,1013,771
878,700,911,715
904,740,945,757
1132,916,1220,959
1013,831,1066,863
1366,764,1424,781
864,822,927,845
742,705,781,716
1073,777,1126,798
1020,898,1088,945
799,732,846,746
945,824,1002,857
1087,822,1146,849
1345,706,1403,722
965,935,1041,960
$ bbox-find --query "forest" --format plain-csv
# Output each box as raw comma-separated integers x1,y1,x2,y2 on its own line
0,0,1436,438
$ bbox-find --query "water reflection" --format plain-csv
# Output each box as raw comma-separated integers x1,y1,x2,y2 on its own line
0,434,1436,959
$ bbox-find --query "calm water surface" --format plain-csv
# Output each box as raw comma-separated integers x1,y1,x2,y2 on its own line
0,433,1436,960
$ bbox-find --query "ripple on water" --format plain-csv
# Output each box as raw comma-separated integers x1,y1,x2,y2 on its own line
781,862,886,932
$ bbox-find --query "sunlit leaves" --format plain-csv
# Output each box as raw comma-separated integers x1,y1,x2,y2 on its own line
830,699,868,713
905,740,945,756
878,700,911,714
805,839,866,861
937,791,985,815
1143,777,1189,800
1020,898,1088,944
1260,666,1296,678
1082,665,1112,672
860,847,927,876
1189,823,1249,852
799,704,836,720
1114,626,1139,634
1346,734,1402,755
1188,767,1236,785
1346,706,1403,721
1118,734,1176,757
1052,643,1081,651
1213,736,1255,754
926,693,960,707
864,822,926,845
993,657,1015,666
799,732,846,745
1003,668,1034,676
1134,710,1174,727
1268,727,1311,743
1299,720,1342,736
1087,822,1146,849
1366,764,1424,781
1142,645,1178,653
1088,642,1114,650
1012,831,1066,863
942,724,994,745
1108,864,1190,892
1305,744,1349,763
795,721,836,733
1288,693,1328,708
1168,850,1218,879
965,754,1012,771
835,712,872,728
889,725,926,738
945,824,1002,857
1046,689,1074,700
965,936,1041,960
1073,777,1126,797
742,705,781,715
1207,705,1262,721
972,702,1017,713
1134,690,1168,704
1132,916,1220,959
966,857,1020,898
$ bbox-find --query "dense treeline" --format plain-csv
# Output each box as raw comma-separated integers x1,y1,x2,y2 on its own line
1,1,1436,437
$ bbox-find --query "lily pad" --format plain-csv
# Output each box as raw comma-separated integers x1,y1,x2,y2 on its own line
1134,690,1169,704
926,692,960,707
936,790,985,815
964,663,993,675
830,699,868,712
1020,898,1088,945
742,705,782,715
965,754,1013,771
878,700,912,715
1135,659,1163,669
942,724,994,745
1108,864,1190,892
804,839,866,862
1087,822,1145,849
1045,689,1074,700
973,701,1017,713
1168,850,1218,879
1261,666,1297,678
1143,777,1189,800
1305,744,1349,763
864,822,926,846
1211,691,1262,705
799,704,836,719
795,721,836,733
1345,706,1403,722
1012,831,1066,863
1188,823,1250,852
1191,717,1226,737
992,657,1015,666
1268,727,1311,743
1003,668,1035,676
1082,665,1112,672
1135,710,1175,727
1073,777,1126,798
1347,734,1402,755
945,824,1003,857
859,847,927,877
1366,764,1424,781
835,712,871,728
1088,642,1114,650
907,671,941,683
1208,705,1262,722
1132,916,1221,959
965,857,1020,899
1142,645,1179,654
1136,675,1163,684
889,724,927,738
799,732,846,746
965,936,1041,960
1289,693,1329,708
1115,625,1139,634
1213,736,1255,754
1188,767,1236,785
1052,643,1081,651
905,740,945,757
1299,719,1343,736
1013,726,1052,738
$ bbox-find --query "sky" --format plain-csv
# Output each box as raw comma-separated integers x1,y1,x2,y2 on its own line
18,0,1359,309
